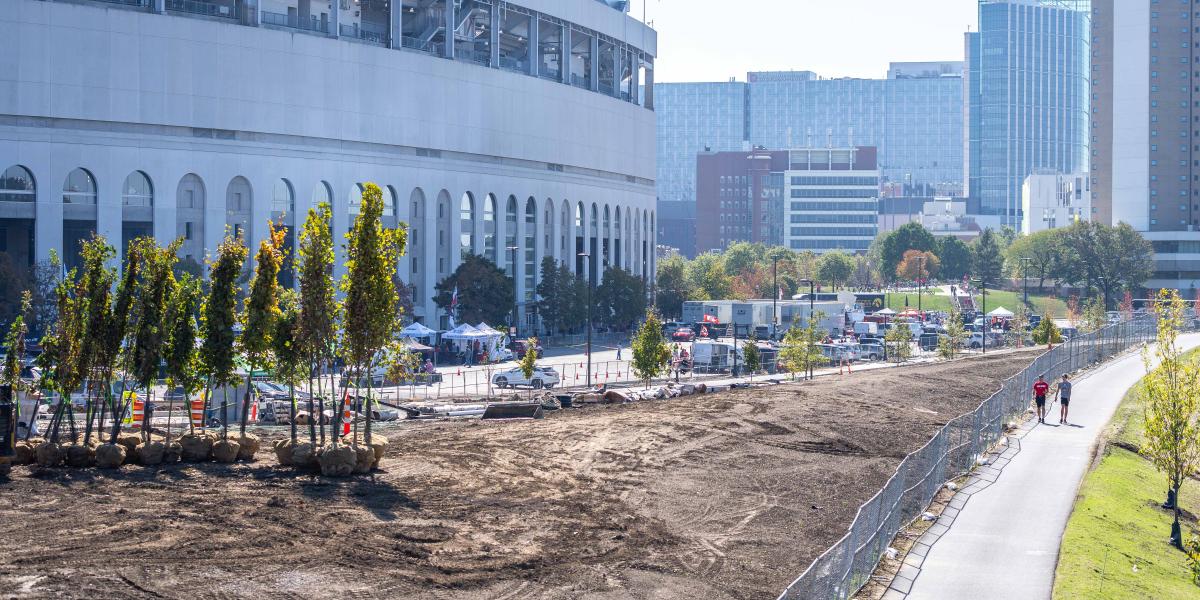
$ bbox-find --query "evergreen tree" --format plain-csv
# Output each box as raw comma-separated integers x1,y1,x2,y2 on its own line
201,233,248,439
936,236,973,281
630,310,671,388
1031,317,1062,346
340,182,406,446
433,253,514,325
971,229,1005,284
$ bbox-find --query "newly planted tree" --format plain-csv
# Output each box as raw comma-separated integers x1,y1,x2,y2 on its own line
201,233,248,440
938,305,968,359
884,324,912,363
101,239,143,444
779,315,826,380
4,292,30,443
297,203,336,446
1031,317,1063,347
742,335,761,381
630,310,671,388
272,289,305,445
339,183,406,447
164,273,202,438
36,254,84,447
74,235,117,446
240,221,287,445
519,337,538,398
129,239,180,445
1139,289,1200,549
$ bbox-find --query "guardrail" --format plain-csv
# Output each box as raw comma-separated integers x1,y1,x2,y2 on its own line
261,11,329,34
777,316,1158,599
165,0,237,19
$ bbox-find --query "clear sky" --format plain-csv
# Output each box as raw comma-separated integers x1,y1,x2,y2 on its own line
636,0,978,82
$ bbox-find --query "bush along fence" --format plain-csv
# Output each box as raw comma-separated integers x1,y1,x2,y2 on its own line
777,315,1159,600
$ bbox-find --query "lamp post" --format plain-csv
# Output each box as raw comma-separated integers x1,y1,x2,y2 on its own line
799,278,815,380
972,277,987,354
578,251,592,388
1020,257,1032,308
1097,275,1108,311
772,255,780,340
917,255,925,315
507,245,519,340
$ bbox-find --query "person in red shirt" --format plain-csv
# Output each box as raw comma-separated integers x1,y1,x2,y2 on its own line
1033,374,1050,424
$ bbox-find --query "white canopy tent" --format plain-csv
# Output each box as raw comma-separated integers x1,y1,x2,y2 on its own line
987,307,1015,318
442,324,484,340
399,322,438,339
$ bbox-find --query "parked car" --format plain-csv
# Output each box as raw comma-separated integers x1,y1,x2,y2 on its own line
672,327,696,342
818,344,857,363
858,336,884,348
662,321,685,337
858,343,886,361
508,339,544,358
492,366,561,389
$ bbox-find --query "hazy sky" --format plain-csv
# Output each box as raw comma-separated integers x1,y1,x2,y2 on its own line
637,0,978,82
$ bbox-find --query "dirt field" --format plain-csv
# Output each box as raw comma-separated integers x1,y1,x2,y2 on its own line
0,351,1037,599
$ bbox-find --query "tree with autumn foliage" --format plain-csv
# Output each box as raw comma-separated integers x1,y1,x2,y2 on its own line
895,249,940,282
296,202,337,446
339,182,407,446
200,233,248,439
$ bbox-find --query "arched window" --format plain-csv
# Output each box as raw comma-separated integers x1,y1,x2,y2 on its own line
176,173,206,261
62,168,97,204
460,192,475,254
0,165,36,202
385,185,397,218
312,181,333,207
543,198,553,260
348,183,365,215
505,195,518,273
272,179,295,215
226,176,253,241
483,193,498,262
122,171,153,207
524,197,537,300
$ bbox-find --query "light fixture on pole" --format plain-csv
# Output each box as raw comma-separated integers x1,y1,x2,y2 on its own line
507,245,520,339
578,251,592,388
772,255,780,340
1020,257,1032,308
972,277,987,354
798,278,815,380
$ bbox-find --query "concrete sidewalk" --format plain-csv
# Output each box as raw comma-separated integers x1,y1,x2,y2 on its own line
901,333,1200,599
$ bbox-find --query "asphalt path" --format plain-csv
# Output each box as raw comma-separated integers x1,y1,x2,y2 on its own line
905,332,1200,599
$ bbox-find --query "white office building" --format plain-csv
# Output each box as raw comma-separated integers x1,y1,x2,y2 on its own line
0,0,657,329
1020,171,1090,234
783,147,880,253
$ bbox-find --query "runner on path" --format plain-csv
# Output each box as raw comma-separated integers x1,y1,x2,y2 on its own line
1056,373,1073,425
1033,374,1050,424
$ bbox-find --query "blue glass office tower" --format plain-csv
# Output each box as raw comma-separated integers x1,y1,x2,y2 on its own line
654,82,749,205
967,0,1091,227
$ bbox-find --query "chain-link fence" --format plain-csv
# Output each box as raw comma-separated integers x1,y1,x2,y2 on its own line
777,316,1158,600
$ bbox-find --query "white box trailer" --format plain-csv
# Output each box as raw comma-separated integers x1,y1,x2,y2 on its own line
681,301,733,325
780,301,847,335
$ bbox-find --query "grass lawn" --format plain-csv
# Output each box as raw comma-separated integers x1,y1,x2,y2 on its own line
1051,374,1200,599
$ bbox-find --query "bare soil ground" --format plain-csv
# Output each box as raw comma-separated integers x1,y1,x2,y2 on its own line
0,351,1037,600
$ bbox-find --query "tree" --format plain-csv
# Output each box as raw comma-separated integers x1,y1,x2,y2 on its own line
1138,289,1200,549
742,335,761,380
1031,317,1063,346
75,235,117,444
1006,305,1029,348
780,316,827,379
630,310,671,387
434,253,514,326
971,229,1005,285
296,202,336,445
594,265,646,330
26,258,59,338
1120,291,1135,320
1066,295,1081,328
200,233,248,439
164,273,201,437
686,252,732,300
721,242,766,276
1081,296,1107,334
654,252,692,319
129,239,180,442
884,323,912,363
939,305,968,359
339,182,406,446
4,292,30,443
895,250,940,282
816,251,854,291
1004,229,1060,294
535,257,563,332
239,221,286,440
936,237,972,281
0,253,29,328
101,239,143,442
36,259,85,444
519,336,539,381
877,222,938,280
1056,221,1153,308
271,288,305,444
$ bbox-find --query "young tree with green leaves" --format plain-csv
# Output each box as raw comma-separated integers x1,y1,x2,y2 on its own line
201,233,248,439
742,335,761,381
240,221,286,439
1031,316,1063,347
884,324,913,364
630,310,671,388
1081,296,1107,333
36,254,84,445
780,317,826,380
74,235,117,445
816,251,854,291
339,182,406,446
519,336,539,398
4,292,30,443
297,202,336,446
164,273,202,437
1138,289,1200,549
129,239,180,443
271,289,305,445
939,305,968,359
1006,306,1030,348
100,239,142,443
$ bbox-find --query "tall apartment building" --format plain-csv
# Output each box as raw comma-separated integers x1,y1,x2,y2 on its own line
1094,0,1200,292
783,147,881,254
966,0,1091,228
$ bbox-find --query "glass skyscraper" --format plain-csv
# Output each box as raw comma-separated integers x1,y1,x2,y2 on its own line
967,0,1091,227
654,82,748,205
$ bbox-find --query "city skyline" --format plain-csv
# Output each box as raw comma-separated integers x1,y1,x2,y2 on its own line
642,0,977,82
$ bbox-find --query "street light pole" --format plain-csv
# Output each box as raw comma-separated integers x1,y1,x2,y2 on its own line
1020,257,1032,308
917,255,925,315
772,256,779,340
973,278,987,354
799,278,815,380
507,245,519,340
578,251,592,388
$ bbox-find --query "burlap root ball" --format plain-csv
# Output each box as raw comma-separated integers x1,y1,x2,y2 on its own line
179,432,214,462
0,456,11,477
162,441,182,464
351,445,374,474
317,444,356,477
65,444,96,468
290,442,318,469
343,434,389,469
94,443,126,469
13,439,39,465
273,439,295,467
136,441,166,466
235,433,260,462
34,442,63,468
212,439,241,463
116,433,143,453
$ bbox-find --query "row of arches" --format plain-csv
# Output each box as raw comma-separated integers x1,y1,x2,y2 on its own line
1,164,655,325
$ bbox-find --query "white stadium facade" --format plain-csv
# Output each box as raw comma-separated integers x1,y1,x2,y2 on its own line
0,0,657,330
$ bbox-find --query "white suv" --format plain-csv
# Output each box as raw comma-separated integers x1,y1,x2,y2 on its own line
492,366,561,389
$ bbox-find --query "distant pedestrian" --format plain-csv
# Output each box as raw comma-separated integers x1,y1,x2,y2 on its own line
616,346,622,361
1033,374,1050,424
1056,373,1073,425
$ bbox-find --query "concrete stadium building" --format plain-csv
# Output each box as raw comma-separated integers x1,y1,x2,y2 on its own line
0,0,657,329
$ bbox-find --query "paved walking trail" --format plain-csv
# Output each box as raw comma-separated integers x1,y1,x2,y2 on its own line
903,333,1200,599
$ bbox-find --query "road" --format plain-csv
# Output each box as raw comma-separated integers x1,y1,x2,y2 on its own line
903,332,1200,599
